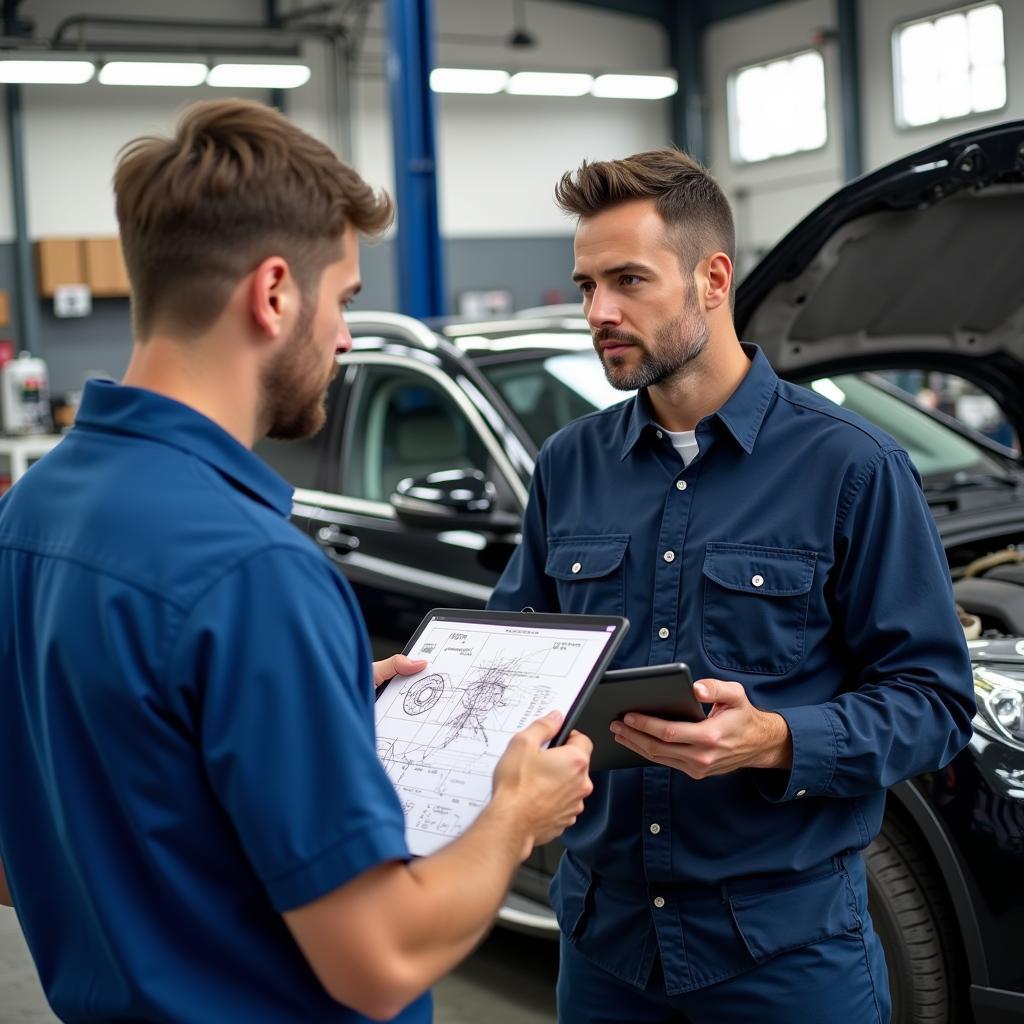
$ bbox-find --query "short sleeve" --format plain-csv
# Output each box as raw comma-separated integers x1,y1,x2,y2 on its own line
168,545,409,912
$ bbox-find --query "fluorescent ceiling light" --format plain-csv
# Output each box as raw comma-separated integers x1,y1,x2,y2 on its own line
0,60,94,84
98,62,206,87
592,74,677,99
430,68,509,94
506,72,593,96
207,63,311,89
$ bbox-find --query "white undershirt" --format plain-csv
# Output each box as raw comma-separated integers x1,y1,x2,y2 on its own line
658,426,700,467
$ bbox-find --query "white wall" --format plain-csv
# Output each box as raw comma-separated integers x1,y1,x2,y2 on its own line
0,0,672,242
860,0,1024,170
704,0,845,271
354,0,671,237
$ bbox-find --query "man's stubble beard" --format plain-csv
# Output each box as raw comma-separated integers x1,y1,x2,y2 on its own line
261,298,337,441
597,293,711,392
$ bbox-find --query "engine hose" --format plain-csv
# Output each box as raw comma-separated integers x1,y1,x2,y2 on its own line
962,547,1024,579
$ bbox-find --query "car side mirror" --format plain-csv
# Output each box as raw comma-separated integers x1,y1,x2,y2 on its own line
390,469,520,533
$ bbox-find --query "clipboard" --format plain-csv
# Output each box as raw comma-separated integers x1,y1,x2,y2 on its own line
375,607,628,855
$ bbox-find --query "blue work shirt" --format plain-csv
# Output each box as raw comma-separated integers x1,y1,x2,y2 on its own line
489,345,975,994
0,381,429,1023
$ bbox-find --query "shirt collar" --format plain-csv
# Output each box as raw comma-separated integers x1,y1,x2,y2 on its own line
619,343,778,461
73,379,294,517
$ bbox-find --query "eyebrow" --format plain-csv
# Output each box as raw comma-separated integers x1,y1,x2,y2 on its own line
571,261,656,284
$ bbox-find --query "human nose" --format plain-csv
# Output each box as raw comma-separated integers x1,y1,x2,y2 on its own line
586,286,622,330
336,319,352,355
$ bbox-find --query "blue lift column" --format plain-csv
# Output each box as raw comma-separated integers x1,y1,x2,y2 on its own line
385,0,446,318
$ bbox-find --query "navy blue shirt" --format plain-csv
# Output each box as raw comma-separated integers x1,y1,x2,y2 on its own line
0,381,430,1023
490,345,975,993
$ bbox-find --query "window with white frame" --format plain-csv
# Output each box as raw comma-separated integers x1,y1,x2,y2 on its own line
894,3,1005,128
728,50,827,164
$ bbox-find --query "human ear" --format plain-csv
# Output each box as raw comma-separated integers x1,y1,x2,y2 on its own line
249,257,292,340
703,252,733,313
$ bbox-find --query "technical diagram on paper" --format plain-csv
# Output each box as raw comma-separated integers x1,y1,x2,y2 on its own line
375,618,617,856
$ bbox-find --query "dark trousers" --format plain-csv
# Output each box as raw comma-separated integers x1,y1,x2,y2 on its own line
557,921,892,1024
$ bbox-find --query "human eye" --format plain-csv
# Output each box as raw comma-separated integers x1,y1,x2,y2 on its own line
577,280,594,296
620,274,642,287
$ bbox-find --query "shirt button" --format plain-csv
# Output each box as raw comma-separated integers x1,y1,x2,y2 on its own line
658,627,670,640
751,574,764,587
663,550,675,563
653,896,666,909
649,823,661,835
795,789,807,798
676,480,687,491
571,562,582,574
656,430,663,439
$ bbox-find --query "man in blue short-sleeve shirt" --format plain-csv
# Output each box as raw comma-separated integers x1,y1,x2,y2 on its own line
0,100,593,1023
489,150,976,1023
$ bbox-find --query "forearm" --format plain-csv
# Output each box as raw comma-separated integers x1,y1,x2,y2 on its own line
397,796,530,985
0,856,11,907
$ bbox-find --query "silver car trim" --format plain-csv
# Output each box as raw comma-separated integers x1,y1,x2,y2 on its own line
342,551,494,603
292,490,396,519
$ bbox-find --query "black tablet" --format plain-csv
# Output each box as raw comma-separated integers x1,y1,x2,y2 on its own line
576,663,704,771
374,607,628,855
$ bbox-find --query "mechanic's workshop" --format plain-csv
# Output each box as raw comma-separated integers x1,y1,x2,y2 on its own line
0,2,1022,1023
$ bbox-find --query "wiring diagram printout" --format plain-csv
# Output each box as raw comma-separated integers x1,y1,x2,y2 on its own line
375,618,617,856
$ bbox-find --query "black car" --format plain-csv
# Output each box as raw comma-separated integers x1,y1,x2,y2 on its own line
258,121,1024,1024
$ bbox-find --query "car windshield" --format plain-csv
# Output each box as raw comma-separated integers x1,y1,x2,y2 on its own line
479,348,1006,482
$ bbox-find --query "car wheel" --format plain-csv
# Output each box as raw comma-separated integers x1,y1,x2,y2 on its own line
865,815,968,1024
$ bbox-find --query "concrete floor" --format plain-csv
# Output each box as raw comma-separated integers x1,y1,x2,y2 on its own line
0,908,558,1023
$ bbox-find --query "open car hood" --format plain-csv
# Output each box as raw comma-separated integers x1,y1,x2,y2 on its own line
735,121,1024,437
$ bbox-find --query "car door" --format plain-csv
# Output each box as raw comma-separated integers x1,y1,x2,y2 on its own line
311,353,524,657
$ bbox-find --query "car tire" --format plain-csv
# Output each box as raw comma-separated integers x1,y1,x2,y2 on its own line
864,815,968,1024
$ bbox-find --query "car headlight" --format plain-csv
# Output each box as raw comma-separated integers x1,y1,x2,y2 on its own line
974,665,1024,749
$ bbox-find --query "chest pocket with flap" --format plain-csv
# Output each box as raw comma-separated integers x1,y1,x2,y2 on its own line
702,542,817,675
545,534,630,617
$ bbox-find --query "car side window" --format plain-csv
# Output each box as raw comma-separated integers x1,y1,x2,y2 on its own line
341,366,491,501
878,369,1020,452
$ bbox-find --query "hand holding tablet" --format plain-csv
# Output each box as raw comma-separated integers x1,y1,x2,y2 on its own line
574,663,706,770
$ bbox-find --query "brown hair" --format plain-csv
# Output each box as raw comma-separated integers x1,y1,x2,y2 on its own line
114,99,393,339
555,148,735,305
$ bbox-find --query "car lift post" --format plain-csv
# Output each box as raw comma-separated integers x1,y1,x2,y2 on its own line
385,0,447,318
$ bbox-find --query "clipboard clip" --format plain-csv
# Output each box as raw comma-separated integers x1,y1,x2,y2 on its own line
520,606,535,613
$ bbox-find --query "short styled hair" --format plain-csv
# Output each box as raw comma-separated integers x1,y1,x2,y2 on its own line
114,99,393,339
555,148,736,304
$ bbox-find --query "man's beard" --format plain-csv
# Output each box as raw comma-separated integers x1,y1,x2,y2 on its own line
595,296,710,392
261,299,336,441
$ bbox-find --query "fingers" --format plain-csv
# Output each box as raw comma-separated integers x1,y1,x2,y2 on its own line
693,678,747,706
372,653,428,687
562,729,594,758
517,710,565,746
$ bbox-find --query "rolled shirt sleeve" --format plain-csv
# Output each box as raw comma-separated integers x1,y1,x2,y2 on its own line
169,546,410,911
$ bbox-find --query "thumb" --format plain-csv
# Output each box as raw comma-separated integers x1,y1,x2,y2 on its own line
519,710,565,747
391,654,429,675
693,678,747,707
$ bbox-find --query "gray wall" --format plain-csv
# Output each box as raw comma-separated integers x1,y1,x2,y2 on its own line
1,235,576,394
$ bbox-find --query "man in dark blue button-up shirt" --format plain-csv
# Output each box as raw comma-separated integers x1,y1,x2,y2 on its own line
490,149,975,1023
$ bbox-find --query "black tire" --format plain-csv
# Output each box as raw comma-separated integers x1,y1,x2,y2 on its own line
864,815,969,1024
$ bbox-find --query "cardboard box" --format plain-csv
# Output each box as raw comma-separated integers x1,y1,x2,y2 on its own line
83,237,130,297
0,290,8,327
36,238,85,297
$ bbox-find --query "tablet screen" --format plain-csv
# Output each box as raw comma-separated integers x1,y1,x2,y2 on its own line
375,609,625,856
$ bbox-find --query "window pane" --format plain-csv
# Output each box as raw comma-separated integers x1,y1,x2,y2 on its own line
730,50,826,163
971,63,1006,110
895,3,1005,126
935,14,970,72
938,70,972,119
968,4,1004,66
